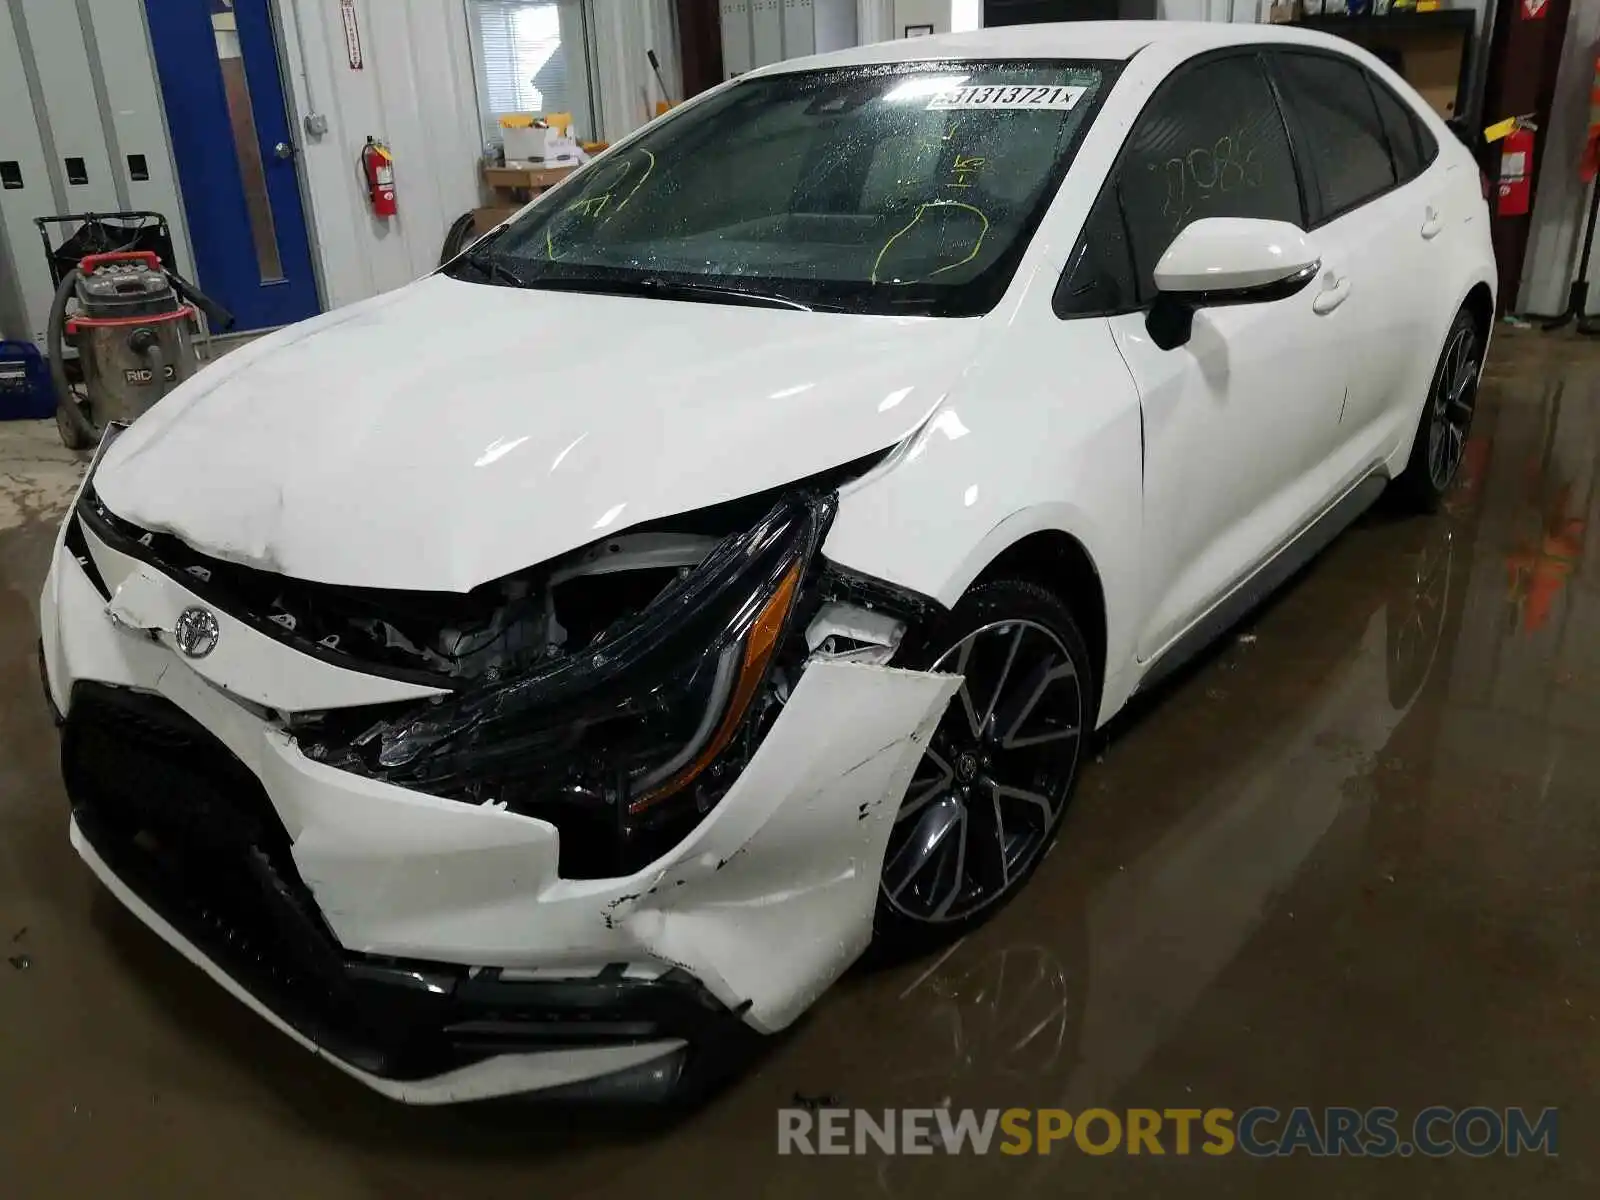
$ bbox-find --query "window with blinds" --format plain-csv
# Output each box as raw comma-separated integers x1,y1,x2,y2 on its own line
467,0,597,145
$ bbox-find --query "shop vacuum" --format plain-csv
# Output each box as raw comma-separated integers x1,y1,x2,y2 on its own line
45,249,231,450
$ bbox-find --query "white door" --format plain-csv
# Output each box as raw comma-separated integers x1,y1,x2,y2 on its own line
1061,52,1354,662
1267,50,1441,481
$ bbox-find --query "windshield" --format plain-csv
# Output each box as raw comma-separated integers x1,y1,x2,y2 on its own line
446,60,1116,317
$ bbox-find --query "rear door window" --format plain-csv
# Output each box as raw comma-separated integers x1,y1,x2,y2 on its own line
1271,51,1397,222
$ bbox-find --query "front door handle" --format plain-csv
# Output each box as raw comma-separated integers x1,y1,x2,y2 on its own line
1312,274,1351,315
1421,205,1443,239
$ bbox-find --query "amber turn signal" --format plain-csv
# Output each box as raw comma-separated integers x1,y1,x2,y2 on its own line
628,560,802,813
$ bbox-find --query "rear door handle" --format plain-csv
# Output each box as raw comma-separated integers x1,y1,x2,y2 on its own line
1312,274,1351,315
1421,205,1443,239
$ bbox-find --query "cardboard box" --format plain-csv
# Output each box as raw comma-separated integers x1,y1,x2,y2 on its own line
503,126,582,167
472,205,520,236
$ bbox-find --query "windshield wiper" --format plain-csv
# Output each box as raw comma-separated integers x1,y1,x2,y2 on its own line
519,275,815,312
644,280,815,312
451,247,528,288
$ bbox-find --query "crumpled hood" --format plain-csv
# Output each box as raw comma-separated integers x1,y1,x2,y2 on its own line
93,274,978,592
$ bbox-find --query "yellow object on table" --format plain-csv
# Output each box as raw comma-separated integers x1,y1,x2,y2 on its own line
499,112,574,135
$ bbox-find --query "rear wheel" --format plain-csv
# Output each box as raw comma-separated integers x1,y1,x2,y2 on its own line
1394,307,1480,511
874,580,1093,955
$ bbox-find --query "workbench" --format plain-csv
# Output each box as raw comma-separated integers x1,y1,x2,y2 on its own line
472,162,580,235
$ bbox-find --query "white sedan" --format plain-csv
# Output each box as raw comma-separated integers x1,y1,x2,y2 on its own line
39,20,1493,1103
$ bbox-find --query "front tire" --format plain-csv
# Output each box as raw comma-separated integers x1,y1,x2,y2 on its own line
1394,307,1481,512
873,579,1093,956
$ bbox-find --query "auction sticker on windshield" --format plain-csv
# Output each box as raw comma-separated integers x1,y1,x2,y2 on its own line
927,84,1086,110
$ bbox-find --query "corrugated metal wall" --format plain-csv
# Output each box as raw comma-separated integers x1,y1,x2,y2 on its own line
856,0,894,44
590,0,680,140
1516,1,1600,314
271,0,681,312
273,0,483,311
720,0,857,74
0,1,192,344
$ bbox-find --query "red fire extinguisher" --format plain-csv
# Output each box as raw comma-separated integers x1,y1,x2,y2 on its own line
1498,121,1535,217
360,135,397,218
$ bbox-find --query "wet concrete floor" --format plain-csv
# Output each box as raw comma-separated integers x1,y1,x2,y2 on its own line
2,328,1599,1197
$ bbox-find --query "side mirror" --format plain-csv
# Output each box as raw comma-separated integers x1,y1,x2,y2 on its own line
1145,217,1321,351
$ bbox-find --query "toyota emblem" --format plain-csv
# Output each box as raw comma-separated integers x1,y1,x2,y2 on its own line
174,607,220,659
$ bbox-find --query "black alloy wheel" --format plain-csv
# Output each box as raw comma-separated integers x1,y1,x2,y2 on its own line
1396,308,1481,511
875,580,1092,952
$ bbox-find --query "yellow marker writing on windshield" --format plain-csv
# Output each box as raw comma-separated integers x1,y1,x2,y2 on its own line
870,200,991,284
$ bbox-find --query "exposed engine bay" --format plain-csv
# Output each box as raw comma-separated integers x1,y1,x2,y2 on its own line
82,489,726,684
311,529,724,683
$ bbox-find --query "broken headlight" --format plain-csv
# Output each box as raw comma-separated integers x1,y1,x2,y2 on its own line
307,494,833,875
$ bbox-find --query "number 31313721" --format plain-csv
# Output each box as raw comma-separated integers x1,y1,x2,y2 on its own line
927,84,1086,110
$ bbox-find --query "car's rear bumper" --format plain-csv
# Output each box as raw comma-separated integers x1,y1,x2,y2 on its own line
41,511,957,1102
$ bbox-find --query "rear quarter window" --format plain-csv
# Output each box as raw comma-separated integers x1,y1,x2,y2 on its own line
1368,72,1439,182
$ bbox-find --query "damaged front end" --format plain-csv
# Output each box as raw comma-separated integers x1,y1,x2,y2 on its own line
56,450,964,1092
77,452,942,879
302,494,834,876
74,458,935,881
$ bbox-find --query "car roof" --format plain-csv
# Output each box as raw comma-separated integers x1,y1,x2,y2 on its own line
748,20,1351,76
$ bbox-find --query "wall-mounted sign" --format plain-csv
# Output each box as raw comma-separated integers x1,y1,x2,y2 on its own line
341,0,363,68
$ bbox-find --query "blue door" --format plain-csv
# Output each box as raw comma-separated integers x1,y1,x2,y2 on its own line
145,0,320,331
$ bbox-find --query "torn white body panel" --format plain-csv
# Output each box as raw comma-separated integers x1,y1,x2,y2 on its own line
805,601,905,664
265,657,954,1030
88,529,445,712
42,538,959,1092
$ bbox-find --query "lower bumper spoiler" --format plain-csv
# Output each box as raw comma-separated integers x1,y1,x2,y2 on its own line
71,814,738,1104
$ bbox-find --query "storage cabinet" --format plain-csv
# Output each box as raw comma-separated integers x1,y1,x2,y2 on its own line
719,0,858,77
0,2,189,345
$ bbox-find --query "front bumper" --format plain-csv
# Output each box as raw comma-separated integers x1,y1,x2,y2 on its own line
40,515,957,1102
